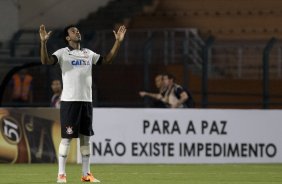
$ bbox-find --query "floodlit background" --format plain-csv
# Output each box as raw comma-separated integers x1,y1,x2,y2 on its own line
1,0,282,108
0,1,282,183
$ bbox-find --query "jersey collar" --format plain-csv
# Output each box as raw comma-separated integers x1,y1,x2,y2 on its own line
67,45,83,51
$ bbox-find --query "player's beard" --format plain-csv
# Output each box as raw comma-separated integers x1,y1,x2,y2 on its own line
73,35,81,43
74,38,81,43
77,35,82,41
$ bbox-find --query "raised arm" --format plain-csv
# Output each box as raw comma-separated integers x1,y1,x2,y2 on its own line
102,25,127,64
39,25,55,65
139,91,163,101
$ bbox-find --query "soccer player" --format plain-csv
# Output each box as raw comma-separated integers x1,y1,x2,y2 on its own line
39,24,126,183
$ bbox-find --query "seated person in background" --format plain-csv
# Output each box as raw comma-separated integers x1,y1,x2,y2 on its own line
10,69,33,105
50,79,62,108
139,74,167,108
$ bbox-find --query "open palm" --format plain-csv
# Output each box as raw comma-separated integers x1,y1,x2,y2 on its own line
113,25,127,42
39,25,52,42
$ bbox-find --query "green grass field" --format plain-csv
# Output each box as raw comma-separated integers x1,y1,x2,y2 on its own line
0,164,281,184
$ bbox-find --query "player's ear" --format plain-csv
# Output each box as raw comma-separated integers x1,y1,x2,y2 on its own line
66,36,70,42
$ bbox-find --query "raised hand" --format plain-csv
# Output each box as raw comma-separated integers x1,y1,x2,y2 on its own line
39,25,52,42
113,25,127,42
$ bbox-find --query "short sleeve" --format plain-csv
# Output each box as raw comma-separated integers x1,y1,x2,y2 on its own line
89,49,101,65
52,48,64,65
174,86,185,98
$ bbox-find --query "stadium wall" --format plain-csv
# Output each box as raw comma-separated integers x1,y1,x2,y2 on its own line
18,0,112,29
1,108,281,164
0,0,112,43
81,108,282,164
0,0,19,43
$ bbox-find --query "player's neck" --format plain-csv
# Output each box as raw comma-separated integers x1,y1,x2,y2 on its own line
68,42,81,50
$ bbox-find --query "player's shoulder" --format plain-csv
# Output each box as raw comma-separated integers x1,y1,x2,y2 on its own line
81,48,91,51
56,47,68,51
81,48,96,54
173,84,185,94
53,47,68,54
62,47,71,52
174,83,183,89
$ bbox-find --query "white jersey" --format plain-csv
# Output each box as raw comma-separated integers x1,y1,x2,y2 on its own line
52,47,101,102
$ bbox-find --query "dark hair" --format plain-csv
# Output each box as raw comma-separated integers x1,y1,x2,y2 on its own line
63,24,78,44
163,73,175,80
52,79,61,82
155,74,163,78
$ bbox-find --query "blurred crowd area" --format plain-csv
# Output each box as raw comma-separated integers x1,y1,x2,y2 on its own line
1,0,282,108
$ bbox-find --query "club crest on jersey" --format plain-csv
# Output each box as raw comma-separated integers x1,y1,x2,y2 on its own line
71,59,90,66
66,126,74,135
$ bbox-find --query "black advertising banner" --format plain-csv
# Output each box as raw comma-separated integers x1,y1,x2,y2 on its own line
0,108,76,163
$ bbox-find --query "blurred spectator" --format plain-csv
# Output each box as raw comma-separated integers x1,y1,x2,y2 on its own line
10,69,33,105
140,73,195,108
154,74,166,93
50,79,62,108
162,73,195,108
139,74,167,108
